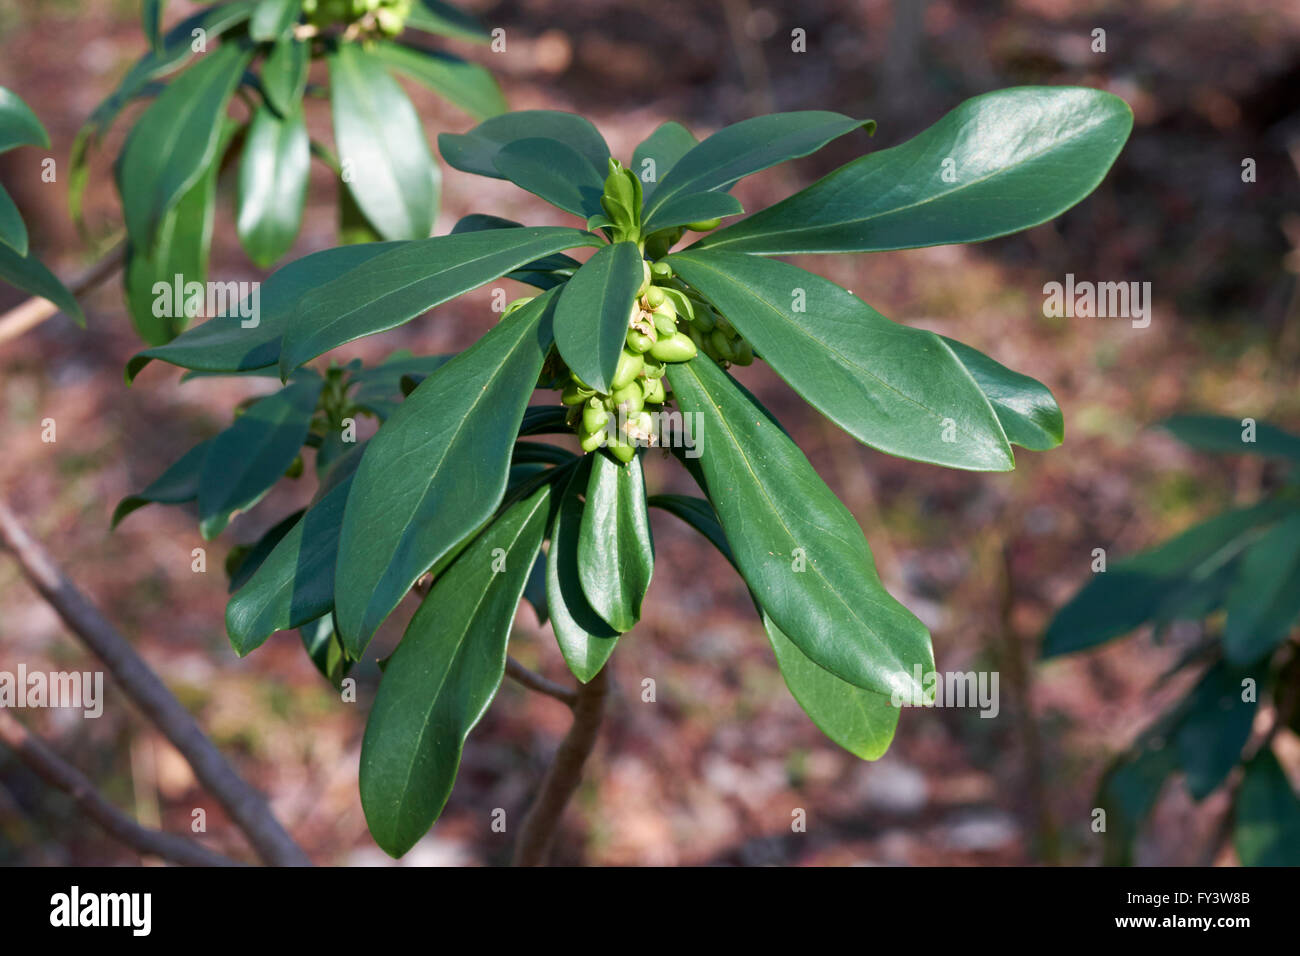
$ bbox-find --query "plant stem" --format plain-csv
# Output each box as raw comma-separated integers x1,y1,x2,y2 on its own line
512,666,609,866
0,240,125,345
0,710,240,866
0,498,311,866
506,656,577,707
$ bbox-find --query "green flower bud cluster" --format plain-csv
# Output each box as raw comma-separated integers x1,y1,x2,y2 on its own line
649,263,754,367
302,0,411,36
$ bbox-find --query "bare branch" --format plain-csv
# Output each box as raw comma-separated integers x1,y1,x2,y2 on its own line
506,656,578,708
513,666,608,865
0,498,311,866
0,241,125,345
0,709,241,866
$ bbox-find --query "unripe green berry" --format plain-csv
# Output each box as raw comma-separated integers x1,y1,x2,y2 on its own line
626,328,655,353
611,382,645,413
580,429,605,453
583,400,609,433
644,286,666,309
710,329,737,362
652,309,678,338
562,382,593,405
650,261,673,280
686,218,721,231
732,339,754,366
649,331,698,363
611,350,644,389
609,440,635,464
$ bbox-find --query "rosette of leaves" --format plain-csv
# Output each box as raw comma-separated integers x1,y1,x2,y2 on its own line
122,86,1130,857
1044,416,1300,866
74,0,504,344
0,88,82,323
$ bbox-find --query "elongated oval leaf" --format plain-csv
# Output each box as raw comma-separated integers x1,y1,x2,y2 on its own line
1161,415,1300,463
1174,661,1256,800
438,110,609,180
335,291,558,653
666,358,931,697
237,103,309,267
116,41,252,247
697,86,1132,254
260,34,309,118
0,87,50,153
279,226,598,376
632,121,697,202
197,375,323,539
554,241,642,393
576,452,653,634
666,250,1013,470
360,483,551,857
226,472,353,654
369,40,505,120
649,492,900,759
112,439,210,528
1041,500,1292,658
643,111,870,223
940,336,1063,451
127,241,403,382
547,461,620,682
329,43,438,241
642,191,743,236
493,137,606,218
0,185,28,256
250,0,300,42
0,242,83,327
1223,511,1300,664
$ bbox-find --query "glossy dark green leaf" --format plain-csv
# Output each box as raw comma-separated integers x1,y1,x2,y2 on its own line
279,226,598,376
335,291,557,654
941,336,1063,451
225,508,302,593
697,87,1131,254
1096,718,1180,866
405,0,491,43
350,351,453,418
226,472,352,654
649,492,901,759
492,138,607,218
260,34,309,117
127,242,402,381
1042,500,1291,658
667,250,1013,470
578,452,654,633
554,241,642,393
1223,511,1300,664
0,242,83,327
299,614,353,688
369,41,505,121
642,191,743,236
632,121,697,201
69,3,255,224
198,376,323,539
124,120,230,344
1161,415,1300,463
359,483,551,857
449,214,581,288
667,358,932,697
548,461,620,681
1174,661,1255,800
0,86,50,153
1235,748,1300,866
115,41,252,248
250,0,300,42
329,43,438,241
0,184,29,256
112,439,210,528
439,110,609,181
643,111,869,224
237,102,309,267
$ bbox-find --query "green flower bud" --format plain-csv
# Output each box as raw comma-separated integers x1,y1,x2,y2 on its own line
732,339,754,366
686,218,721,231
611,350,644,389
650,260,673,280
580,429,605,453
626,328,656,353
644,286,666,309
609,439,636,464
710,329,737,363
659,286,694,322
562,382,594,405
691,306,716,333
583,400,610,434
652,308,678,338
611,382,645,413
641,377,666,404
649,331,698,363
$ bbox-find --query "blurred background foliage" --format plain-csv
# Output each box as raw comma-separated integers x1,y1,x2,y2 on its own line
0,0,1298,865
